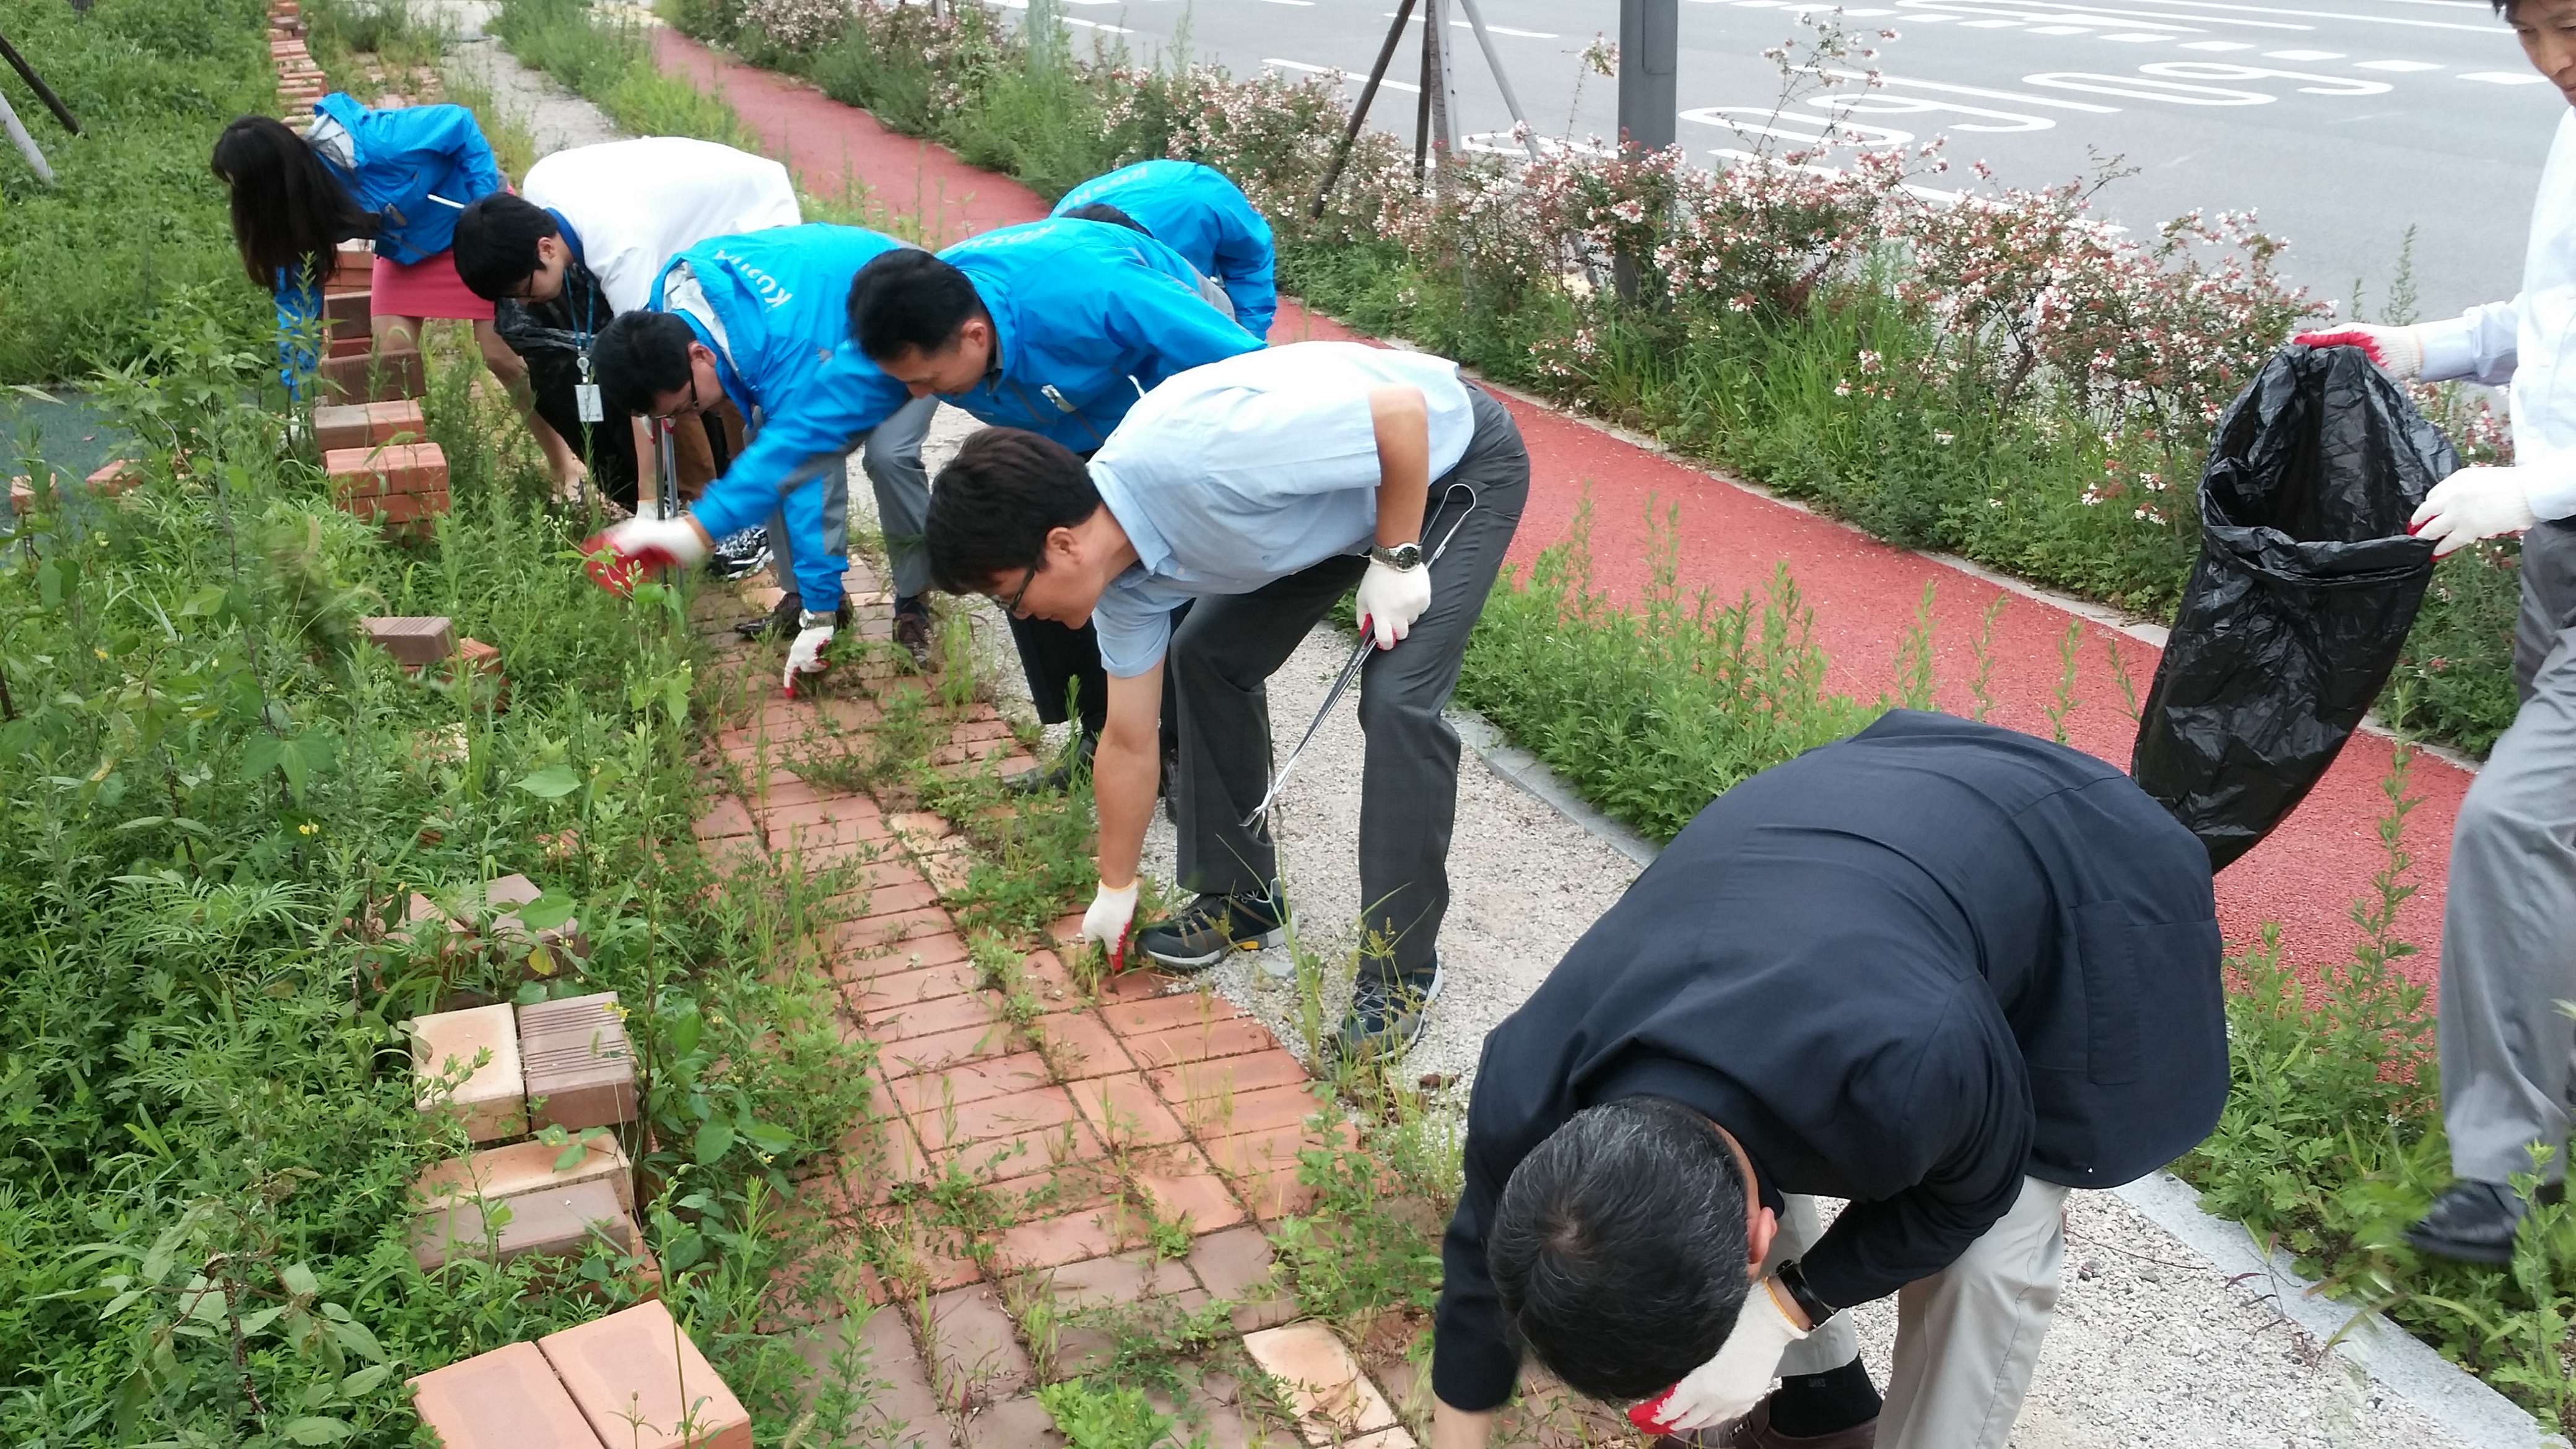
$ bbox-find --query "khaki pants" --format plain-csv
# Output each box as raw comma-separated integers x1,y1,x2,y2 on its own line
1766,1177,2071,1449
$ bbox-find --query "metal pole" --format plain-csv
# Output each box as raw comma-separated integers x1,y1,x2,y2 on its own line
1613,0,1676,300
0,90,53,185
1310,0,1416,219
1425,0,1455,181
1452,0,1542,162
0,30,79,134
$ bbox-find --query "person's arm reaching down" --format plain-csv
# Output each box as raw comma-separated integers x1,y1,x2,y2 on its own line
1355,384,1433,649
692,347,910,541
1081,662,1166,969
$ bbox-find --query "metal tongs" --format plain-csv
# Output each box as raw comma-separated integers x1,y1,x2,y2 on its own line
1242,483,1479,831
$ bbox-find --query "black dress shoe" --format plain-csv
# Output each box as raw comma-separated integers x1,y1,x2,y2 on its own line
1004,731,1096,795
2408,1180,2539,1265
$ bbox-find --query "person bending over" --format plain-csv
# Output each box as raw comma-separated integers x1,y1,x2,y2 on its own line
1437,713,2227,1449
922,342,1527,1060
1050,159,1278,339
585,224,936,688
845,219,1260,789
451,139,799,505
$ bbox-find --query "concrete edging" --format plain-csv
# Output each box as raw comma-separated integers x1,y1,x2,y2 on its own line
1447,700,2554,1449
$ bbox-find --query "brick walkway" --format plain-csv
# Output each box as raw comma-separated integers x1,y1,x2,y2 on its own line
689,572,1445,1446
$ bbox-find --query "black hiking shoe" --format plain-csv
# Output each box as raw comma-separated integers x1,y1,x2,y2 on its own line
894,595,934,669
736,597,847,641
1005,731,1096,796
2406,1179,2560,1264
1335,957,1444,1062
1134,886,1291,970
709,525,770,580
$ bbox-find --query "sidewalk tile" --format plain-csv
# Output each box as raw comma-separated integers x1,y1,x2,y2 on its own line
1102,990,1247,1039
1029,1012,1137,1080
846,877,944,922
692,796,757,842
1124,1017,1278,1071
870,989,1006,1043
788,1311,952,1449
835,906,965,955
1186,1224,1295,1331
835,929,973,981
879,1020,1017,1079
858,960,988,1017
993,1208,1129,1273
1017,1249,1186,1312
963,1395,1063,1449
925,1284,1035,1401
1150,1050,1313,1134
934,1117,1107,1181
1069,1071,1190,1149
1241,1322,1402,1445
1017,951,1084,1012
1208,1126,1333,1219
1131,1147,1252,1235
887,1052,1052,1115
1194,1083,1326,1141
911,1085,1082,1153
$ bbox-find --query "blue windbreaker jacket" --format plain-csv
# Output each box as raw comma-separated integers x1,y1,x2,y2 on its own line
1052,160,1279,341
934,218,1264,450
277,94,505,338
652,224,913,612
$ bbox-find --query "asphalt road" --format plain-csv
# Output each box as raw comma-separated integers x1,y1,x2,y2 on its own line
1030,0,2567,321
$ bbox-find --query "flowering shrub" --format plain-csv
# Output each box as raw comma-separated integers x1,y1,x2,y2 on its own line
739,0,850,53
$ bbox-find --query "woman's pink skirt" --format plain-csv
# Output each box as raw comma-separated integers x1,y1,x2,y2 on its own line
369,248,495,323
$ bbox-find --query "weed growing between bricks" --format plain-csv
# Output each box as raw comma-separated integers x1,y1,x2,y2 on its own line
0,316,884,1441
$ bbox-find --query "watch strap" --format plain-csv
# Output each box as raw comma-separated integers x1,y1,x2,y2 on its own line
798,609,838,630
1370,542,1424,570
1773,1260,1835,1326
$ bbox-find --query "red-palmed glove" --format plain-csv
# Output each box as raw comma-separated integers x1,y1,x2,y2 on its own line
581,516,711,597
2292,324,2424,382
1082,879,1139,973
1625,1279,1812,1436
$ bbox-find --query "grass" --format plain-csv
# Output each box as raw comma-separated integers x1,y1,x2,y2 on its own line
0,285,886,1440
487,0,752,148
0,0,276,385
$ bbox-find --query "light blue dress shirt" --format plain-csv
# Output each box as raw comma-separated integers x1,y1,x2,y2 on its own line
1085,342,1476,677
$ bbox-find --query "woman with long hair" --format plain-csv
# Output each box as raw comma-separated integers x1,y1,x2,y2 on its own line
211,98,522,393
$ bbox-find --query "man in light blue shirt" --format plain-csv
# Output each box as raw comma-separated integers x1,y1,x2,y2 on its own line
1051,160,1278,341
919,342,1530,1060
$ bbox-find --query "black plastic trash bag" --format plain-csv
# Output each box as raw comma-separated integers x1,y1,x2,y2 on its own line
2131,343,2453,870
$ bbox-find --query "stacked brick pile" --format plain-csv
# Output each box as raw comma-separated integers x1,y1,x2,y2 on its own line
409,1300,754,1449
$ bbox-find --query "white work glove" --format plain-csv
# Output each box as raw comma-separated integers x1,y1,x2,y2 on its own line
2292,324,2424,383
1625,1279,1813,1435
2410,466,2539,558
1354,555,1433,650
781,624,833,694
1082,879,1139,971
581,516,711,597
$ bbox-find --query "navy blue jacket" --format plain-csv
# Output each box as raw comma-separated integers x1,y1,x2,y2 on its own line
1431,711,2227,1412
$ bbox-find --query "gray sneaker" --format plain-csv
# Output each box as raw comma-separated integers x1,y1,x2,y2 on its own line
1335,957,1444,1061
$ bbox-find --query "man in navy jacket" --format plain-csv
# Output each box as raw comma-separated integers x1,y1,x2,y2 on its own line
1431,712,2226,1449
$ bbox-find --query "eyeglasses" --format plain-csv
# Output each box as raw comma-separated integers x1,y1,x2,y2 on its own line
651,372,702,423
994,560,1039,614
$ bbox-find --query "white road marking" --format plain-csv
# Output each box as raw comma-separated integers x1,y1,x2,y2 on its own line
1258,1,1315,7
2024,69,2274,101
2461,70,2549,84
2261,46,2341,57
2099,30,2170,37
1264,57,1420,91
1826,64,2123,110
2028,20,2093,29
1682,106,1919,146
2177,37,2254,47
2354,58,2442,70
2144,58,2390,92
1962,15,2028,24
1378,10,1557,32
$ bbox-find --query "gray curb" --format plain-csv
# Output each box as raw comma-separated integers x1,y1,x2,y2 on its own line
1448,702,2557,1449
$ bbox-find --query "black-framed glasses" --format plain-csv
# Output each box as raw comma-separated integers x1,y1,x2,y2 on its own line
651,372,701,423
994,560,1039,614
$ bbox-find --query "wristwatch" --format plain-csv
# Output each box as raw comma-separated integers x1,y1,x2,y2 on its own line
1369,541,1424,570
799,610,838,630
1773,1260,1836,1326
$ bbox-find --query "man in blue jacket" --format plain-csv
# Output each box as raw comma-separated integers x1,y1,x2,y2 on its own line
1431,713,2227,1449
1051,160,1278,342
845,218,1261,787
584,224,936,688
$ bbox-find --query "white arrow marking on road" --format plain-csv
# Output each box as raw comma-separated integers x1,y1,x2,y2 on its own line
2024,70,2274,101
2461,70,2550,83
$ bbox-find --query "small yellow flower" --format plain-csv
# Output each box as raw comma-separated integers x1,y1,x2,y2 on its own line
298,821,318,836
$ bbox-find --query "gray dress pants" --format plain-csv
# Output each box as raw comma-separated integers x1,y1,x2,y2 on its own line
1766,1178,2071,1449
2440,518,2576,1186
1167,388,1530,983
768,394,936,612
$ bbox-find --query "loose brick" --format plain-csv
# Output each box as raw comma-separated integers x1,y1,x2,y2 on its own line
411,1177,634,1271
317,345,425,401
1241,1322,1406,1445
339,485,450,530
408,1341,605,1449
482,873,586,973
520,993,638,1131
410,1004,524,1142
924,1284,1035,1401
315,397,424,451
414,1136,634,1216
360,614,455,668
540,1299,752,1449
84,459,144,497
324,441,445,498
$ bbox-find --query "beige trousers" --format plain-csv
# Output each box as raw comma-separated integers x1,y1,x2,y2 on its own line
1764,1176,2071,1449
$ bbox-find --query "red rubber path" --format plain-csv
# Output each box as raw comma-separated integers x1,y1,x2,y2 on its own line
655,28,2469,992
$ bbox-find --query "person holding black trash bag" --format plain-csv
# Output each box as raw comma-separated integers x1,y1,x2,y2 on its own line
2291,0,2576,1264
1429,712,2226,1449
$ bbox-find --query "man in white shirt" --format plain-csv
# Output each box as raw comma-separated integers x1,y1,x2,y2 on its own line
2291,0,2576,1263
452,137,801,509
920,342,1530,1059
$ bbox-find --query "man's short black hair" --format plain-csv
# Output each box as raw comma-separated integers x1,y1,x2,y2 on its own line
451,194,562,302
847,249,983,363
1061,201,1151,237
1489,1096,1753,1404
924,428,1102,593
592,311,699,419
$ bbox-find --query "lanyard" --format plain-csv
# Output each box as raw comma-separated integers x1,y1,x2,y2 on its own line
1005,378,1105,448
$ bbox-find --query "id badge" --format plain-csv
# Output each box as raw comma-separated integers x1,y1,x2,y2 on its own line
575,383,604,424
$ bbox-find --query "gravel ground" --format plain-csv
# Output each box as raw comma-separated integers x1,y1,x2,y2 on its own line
435,1,629,155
